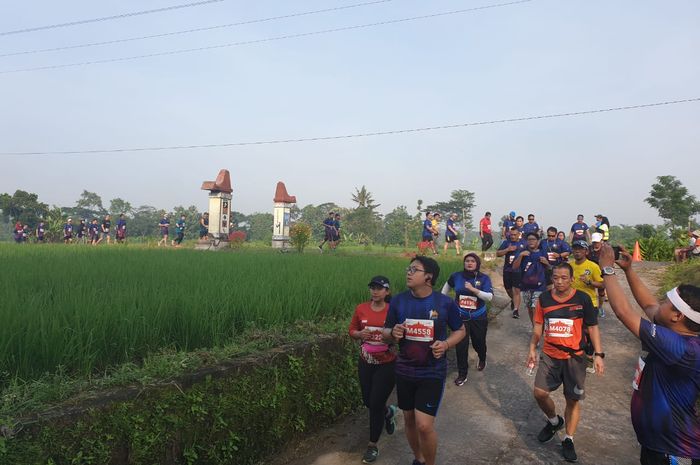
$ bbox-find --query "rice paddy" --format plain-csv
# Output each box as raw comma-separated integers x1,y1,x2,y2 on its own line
0,244,426,384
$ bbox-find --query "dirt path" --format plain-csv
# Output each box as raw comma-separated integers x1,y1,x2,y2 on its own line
267,262,667,465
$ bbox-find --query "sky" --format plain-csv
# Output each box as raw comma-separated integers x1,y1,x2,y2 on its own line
0,0,698,231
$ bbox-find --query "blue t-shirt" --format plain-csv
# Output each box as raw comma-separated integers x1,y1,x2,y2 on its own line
445,219,457,239
518,248,547,291
159,219,169,233
503,218,516,234
384,291,463,379
631,319,700,459
498,239,526,272
447,272,493,320
540,239,571,265
423,219,433,239
117,219,127,231
63,223,73,235
176,219,185,234
570,222,588,240
89,224,99,236
522,222,540,235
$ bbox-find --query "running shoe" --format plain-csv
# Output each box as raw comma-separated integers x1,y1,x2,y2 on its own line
454,374,467,386
562,438,578,462
512,309,520,319
598,307,606,318
318,245,323,253
478,360,487,371
537,415,564,443
411,460,426,465
586,366,596,374
385,405,397,435
362,445,378,464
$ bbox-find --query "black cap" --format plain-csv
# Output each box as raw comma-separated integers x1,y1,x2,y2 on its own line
368,276,390,289
572,240,589,249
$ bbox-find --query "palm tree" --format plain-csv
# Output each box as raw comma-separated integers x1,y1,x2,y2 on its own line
351,186,380,210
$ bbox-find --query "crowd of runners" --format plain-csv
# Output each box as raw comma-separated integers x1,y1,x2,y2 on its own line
349,211,700,465
10,212,211,246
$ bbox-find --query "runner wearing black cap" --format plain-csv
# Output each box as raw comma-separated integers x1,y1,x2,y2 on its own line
349,276,397,463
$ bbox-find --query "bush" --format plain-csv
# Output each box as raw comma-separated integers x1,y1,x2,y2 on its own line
289,223,312,253
638,234,674,261
661,260,700,290
228,230,246,249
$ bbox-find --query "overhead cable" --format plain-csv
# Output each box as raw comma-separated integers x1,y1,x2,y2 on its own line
1,97,697,156
0,0,226,37
0,0,395,58
0,1,533,75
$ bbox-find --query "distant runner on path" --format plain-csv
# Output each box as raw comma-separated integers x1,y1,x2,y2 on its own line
502,211,516,240
522,214,541,237
479,211,493,252
172,215,186,247
513,232,549,324
158,214,170,247
318,212,335,252
63,218,73,244
116,214,127,244
497,227,526,318
527,262,604,463
442,253,493,386
88,218,99,245
599,244,700,465
199,212,209,241
421,212,438,256
348,276,397,464
383,257,465,465
541,226,571,290
97,214,111,245
569,214,591,243
443,213,462,256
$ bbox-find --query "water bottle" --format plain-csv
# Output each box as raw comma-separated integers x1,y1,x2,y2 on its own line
526,360,536,376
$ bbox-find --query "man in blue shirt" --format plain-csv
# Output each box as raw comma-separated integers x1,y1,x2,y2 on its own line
318,212,335,252
35,221,45,243
502,211,516,240
497,227,526,318
522,214,541,236
116,214,127,244
513,232,550,323
63,218,73,244
540,227,571,289
599,244,700,465
172,215,186,247
384,256,465,465
158,214,170,247
443,213,462,256
421,212,438,256
569,214,591,243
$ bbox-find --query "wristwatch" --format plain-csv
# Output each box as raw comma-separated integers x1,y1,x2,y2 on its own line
594,352,605,359
601,266,615,276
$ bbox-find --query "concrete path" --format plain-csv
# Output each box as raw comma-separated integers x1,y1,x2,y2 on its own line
269,263,665,465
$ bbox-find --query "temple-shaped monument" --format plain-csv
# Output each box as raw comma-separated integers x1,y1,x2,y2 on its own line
272,182,296,249
201,169,233,247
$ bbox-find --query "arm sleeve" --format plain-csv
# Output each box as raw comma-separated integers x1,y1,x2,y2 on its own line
476,291,493,302
478,275,494,301
639,319,691,366
441,282,452,296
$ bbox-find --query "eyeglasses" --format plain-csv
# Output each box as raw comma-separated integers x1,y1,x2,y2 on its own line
406,266,426,275
547,234,556,238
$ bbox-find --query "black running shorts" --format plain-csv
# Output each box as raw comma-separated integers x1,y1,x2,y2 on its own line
503,271,521,289
395,375,445,417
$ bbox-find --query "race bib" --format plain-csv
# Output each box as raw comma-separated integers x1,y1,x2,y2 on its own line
575,230,584,236
632,356,646,391
507,255,515,265
545,318,574,338
404,319,434,342
459,295,478,310
364,326,385,344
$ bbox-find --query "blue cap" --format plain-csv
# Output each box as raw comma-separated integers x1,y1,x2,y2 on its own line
509,211,516,217
572,240,589,249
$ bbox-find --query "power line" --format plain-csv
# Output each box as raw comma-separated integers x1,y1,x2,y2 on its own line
1,97,697,156
0,0,395,58
0,1,533,75
0,0,226,37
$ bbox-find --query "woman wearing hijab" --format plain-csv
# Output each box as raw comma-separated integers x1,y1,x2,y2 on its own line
442,253,494,385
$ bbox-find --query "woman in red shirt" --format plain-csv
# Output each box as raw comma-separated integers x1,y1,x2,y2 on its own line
348,275,397,464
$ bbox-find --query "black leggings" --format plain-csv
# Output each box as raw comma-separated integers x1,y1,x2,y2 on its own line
455,318,488,377
481,233,493,251
358,358,395,443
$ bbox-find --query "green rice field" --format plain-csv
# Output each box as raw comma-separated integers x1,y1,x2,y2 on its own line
0,244,426,383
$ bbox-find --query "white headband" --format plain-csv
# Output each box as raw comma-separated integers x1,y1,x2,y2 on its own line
667,287,700,324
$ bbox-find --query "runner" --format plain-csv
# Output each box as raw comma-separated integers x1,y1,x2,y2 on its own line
63,218,73,244
199,212,209,241
598,244,700,465
318,212,335,252
22,224,30,242
496,227,526,318
172,215,186,247
158,214,170,247
97,214,111,245
88,219,100,245
443,213,462,256
432,213,442,253
569,215,591,243
116,214,127,244
527,262,605,463
13,222,23,243
35,221,46,243
513,232,550,323
502,211,516,240
594,214,610,242
348,276,397,464
383,257,465,465
523,214,541,237
587,233,607,316
541,227,571,289
332,213,342,249
421,212,438,256
442,253,493,385
515,216,525,238
479,211,493,252
76,219,87,244
569,241,604,311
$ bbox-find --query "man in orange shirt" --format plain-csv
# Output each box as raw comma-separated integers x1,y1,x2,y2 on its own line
527,263,605,463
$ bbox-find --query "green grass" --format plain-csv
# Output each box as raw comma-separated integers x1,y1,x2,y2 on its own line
0,243,471,385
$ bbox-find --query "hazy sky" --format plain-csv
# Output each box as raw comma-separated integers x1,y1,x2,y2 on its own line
1,0,698,231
